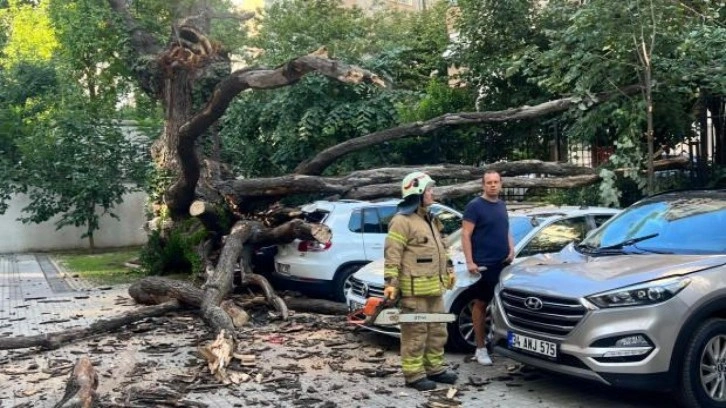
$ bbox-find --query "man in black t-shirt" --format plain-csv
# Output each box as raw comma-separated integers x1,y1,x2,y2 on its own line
461,170,514,366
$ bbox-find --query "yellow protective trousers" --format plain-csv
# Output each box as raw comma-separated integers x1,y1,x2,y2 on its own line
399,296,448,383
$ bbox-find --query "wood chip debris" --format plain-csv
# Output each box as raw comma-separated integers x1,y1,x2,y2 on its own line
424,387,461,407
232,353,256,366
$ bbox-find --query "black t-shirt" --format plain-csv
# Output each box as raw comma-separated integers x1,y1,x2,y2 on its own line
463,197,509,266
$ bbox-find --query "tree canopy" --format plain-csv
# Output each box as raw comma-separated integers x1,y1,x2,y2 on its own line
0,0,724,238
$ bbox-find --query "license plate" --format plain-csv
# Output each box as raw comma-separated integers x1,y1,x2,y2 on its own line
508,331,557,358
276,262,290,275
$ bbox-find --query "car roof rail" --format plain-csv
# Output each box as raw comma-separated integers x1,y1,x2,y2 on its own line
646,187,726,198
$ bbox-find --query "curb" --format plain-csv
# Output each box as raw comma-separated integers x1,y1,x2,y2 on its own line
47,256,97,292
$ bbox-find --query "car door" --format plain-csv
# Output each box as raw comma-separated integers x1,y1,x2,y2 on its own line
516,216,590,259
361,205,397,260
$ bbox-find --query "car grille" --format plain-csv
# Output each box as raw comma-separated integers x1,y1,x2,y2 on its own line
500,289,587,336
350,276,384,298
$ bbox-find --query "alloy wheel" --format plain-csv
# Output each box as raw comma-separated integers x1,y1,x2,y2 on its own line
700,334,726,402
457,300,476,348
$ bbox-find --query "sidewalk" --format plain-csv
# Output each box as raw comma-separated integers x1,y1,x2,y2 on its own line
0,254,127,339
0,254,132,407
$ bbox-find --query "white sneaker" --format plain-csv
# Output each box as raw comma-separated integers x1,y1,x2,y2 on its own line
475,347,493,366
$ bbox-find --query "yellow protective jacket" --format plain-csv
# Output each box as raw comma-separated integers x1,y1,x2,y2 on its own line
384,206,448,297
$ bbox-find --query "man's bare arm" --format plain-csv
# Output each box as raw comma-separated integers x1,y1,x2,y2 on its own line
461,220,478,273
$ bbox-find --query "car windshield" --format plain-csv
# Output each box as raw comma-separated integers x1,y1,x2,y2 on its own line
579,193,726,255
510,215,543,244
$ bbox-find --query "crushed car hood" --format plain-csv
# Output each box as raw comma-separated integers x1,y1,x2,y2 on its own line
500,250,726,298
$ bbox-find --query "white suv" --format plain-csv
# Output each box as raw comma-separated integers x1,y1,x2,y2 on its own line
346,205,621,350
274,199,462,301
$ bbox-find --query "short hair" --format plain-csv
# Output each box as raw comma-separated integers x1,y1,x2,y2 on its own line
482,169,500,181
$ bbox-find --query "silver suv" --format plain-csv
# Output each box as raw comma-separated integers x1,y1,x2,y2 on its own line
491,189,726,408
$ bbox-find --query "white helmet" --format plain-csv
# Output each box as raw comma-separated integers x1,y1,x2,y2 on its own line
401,171,435,199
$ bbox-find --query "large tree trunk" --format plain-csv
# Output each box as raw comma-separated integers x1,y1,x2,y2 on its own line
157,69,197,220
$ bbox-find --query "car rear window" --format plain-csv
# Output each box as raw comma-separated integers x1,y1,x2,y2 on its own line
349,205,397,233
304,210,329,224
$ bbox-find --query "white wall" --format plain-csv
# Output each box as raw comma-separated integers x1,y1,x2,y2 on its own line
0,190,148,253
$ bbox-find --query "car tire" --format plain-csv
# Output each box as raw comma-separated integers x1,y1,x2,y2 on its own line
679,318,726,408
447,290,493,353
332,264,363,302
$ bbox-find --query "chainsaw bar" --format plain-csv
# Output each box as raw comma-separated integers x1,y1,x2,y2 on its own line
373,308,456,325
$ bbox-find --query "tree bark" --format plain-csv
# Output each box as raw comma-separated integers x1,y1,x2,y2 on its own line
53,356,98,408
215,157,691,204
283,297,350,315
346,175,602,200
242,274,288,320
190,200,228,237
214,161,601,204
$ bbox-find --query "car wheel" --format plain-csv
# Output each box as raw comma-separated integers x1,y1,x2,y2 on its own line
447,291,493,352
333,264,362,302
680,318,726,408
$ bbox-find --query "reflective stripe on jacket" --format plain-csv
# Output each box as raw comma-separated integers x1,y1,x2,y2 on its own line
384,207,447,296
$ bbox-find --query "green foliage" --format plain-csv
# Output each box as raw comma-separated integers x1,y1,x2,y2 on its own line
450,0,557,164
221,0,452,177
139,221,207,276
0,61,58,165
115,0,247,54
0,0,157,248
0,0,58,65
542,185,603,207
525,0,725,201
47,0,131,107
453,0,549,108
0,96,150,245
221,77,405,176
396,79,483,165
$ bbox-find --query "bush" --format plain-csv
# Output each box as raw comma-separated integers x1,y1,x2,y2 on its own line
139,222,207,277
540,185,602,207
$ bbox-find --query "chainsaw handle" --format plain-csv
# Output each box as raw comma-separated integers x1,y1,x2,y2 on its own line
383,295,400,307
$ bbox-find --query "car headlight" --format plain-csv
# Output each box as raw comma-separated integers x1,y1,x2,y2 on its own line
586,276,691,308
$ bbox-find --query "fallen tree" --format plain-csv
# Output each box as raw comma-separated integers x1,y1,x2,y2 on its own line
5,2,690,399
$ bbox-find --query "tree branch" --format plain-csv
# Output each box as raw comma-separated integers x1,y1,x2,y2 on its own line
214,161,602,203
346,175,603,200
215,157,688,203
107,0,164,96
294,85,643,175
177,49,385,149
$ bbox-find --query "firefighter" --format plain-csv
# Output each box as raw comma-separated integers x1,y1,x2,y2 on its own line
383,171,458,391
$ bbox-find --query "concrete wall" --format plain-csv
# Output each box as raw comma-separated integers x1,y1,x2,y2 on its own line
0,190,148,253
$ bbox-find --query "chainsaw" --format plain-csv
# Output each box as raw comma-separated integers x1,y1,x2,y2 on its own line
348,297,455,326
